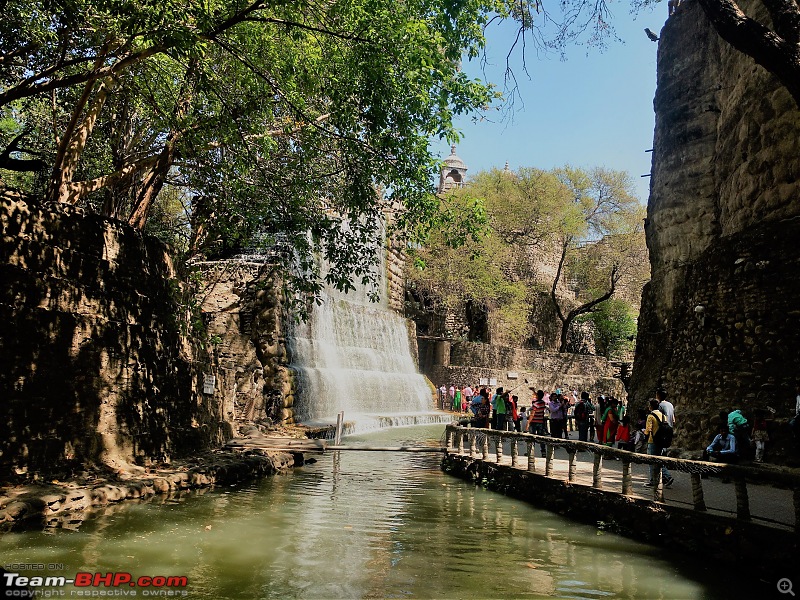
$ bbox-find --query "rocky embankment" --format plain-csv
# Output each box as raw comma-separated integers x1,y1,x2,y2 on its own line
0,420,319,531
0,447,299,532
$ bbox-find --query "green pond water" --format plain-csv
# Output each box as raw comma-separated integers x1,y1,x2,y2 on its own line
0,425,755,599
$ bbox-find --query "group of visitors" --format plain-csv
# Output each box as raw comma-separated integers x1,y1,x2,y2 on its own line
703,406,770,463
441,380,799,471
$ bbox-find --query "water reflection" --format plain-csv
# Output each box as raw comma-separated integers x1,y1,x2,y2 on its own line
0,425,747,599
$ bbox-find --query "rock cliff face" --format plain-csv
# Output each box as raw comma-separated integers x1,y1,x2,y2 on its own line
629,0,800,454
0,197,230,478
196,262,295,425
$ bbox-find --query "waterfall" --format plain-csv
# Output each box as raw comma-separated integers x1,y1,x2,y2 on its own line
288,243,444,430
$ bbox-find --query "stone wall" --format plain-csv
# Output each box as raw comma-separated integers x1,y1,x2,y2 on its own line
443,453,797,587
386,242,406,313
419,339,624,396
629,0,800,456
0,197,230,478
196,261,295,425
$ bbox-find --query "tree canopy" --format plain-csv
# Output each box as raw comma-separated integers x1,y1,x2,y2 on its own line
407,165,648,352
2,0,793,310
0,0,530,301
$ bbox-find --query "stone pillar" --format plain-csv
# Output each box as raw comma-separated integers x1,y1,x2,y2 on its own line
434,340,451,366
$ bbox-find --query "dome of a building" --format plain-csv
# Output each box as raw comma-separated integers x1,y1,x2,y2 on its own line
443,145,467,170
438,145,468,194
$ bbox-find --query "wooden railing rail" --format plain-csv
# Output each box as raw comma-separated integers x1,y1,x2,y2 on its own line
445,424,800,531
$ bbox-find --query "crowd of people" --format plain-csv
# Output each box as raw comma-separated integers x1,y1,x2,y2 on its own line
438,381,798,477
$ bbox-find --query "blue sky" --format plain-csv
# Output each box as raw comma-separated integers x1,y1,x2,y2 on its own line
438,2,669,202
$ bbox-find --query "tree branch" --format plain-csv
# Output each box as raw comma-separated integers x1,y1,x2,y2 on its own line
61,155,161,204
0,132,45,172
761,0,800,44
697,0,800,107
551,237,570,324
243,16,372,42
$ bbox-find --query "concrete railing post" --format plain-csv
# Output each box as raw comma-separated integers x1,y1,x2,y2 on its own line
469,431,476,457
458,431,464,455
690,473,707,511
335,411,344,445
567,450,577,482
527,441,535,472
735,477,751,520
653,470,664,502
496,435,504,464
511,437,519,467
622,460,632,496
545,444,554,476
592,453,603,489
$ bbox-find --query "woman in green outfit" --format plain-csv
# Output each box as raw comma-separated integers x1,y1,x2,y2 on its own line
453,388,462,412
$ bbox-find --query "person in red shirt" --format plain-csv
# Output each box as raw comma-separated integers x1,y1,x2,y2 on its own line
511,395,520,431
526,390,548,457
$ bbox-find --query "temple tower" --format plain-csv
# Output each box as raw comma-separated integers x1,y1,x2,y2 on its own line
438,145,467,193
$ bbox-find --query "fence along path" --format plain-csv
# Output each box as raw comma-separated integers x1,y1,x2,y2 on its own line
445,424,800,532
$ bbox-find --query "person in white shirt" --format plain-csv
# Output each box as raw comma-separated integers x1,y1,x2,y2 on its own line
657,390,676,427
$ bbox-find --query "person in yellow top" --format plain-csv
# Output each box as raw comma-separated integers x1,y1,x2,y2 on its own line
644,398,674,488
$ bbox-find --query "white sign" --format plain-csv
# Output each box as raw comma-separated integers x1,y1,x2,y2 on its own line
507,372,518,379
479,378,489,386
203,374,216,395
489,378,498,386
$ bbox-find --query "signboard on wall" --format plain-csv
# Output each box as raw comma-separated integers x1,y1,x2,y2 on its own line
489,378,498,386
479,378,489,386
507,372,518,379
203,374,216,395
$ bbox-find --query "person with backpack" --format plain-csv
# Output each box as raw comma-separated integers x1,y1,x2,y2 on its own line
645,398,674,487
574,391,591,442
526,390,548,457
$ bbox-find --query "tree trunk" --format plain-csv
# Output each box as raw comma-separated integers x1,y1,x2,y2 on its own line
127,142,176,229
556,264,620,353
47,75,117,203
127,60,198,230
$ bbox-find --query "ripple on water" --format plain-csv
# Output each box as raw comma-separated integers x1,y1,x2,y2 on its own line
0,425,751,599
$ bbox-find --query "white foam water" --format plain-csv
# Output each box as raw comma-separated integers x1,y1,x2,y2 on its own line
288,240,439,431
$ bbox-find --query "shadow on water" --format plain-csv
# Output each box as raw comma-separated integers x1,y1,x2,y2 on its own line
0,425,781,599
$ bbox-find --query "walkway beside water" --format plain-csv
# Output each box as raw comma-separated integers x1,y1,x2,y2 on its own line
443,424,800,583
456,440,796,530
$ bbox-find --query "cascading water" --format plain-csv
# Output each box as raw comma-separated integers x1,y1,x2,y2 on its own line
288,242,447,433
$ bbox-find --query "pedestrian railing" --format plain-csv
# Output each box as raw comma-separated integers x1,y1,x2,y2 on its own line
444,423,800,532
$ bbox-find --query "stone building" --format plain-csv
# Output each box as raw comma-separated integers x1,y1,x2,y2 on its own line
438,145,468,193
